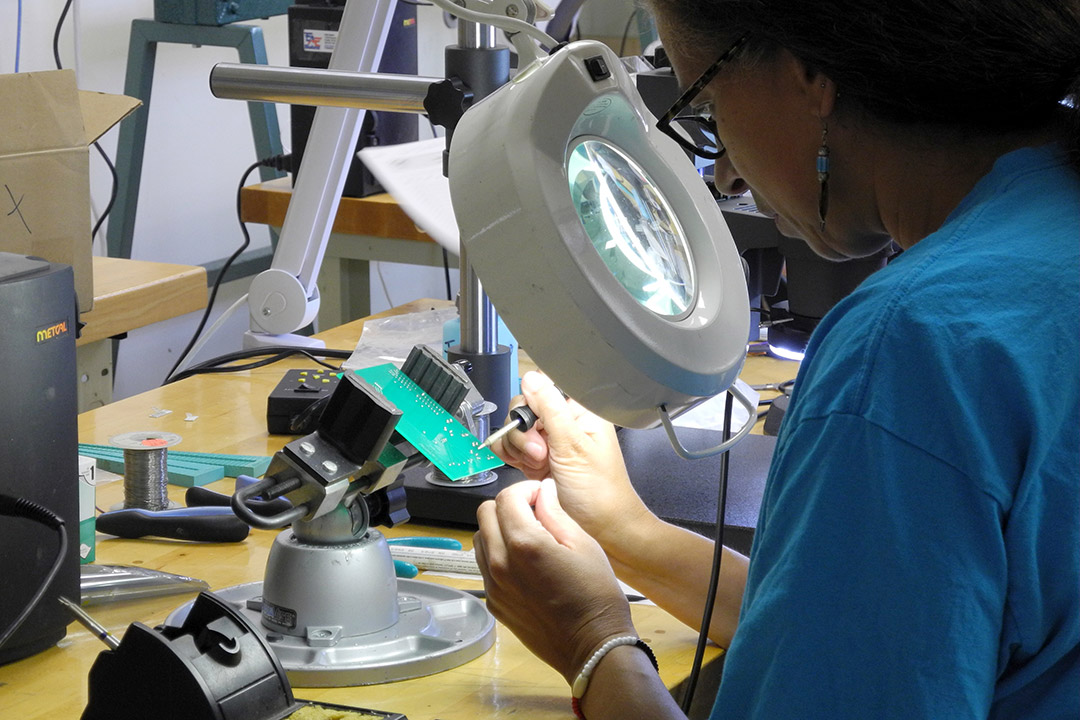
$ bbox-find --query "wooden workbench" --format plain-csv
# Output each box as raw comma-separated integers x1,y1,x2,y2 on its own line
0,300,736,720
75,256,207,411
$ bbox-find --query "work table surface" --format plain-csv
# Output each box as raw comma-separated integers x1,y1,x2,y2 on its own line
1,299,795,719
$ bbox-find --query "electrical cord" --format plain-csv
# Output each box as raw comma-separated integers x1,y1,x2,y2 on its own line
89,145,118,243
0,494,68,650
375,261,395,310
164,155,291,384
52,0,73,71
753,379,796,407
53,0,118,244
164,346,351,385
679,390,734,713
442,248,453,301
618,8,640,57
14,0,22,73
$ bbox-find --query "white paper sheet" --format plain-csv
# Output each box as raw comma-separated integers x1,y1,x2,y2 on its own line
358,137,460,254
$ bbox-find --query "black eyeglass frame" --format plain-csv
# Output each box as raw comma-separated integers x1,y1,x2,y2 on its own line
656,34,750,160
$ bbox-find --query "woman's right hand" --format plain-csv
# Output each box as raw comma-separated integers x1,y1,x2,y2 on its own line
486,371,652,547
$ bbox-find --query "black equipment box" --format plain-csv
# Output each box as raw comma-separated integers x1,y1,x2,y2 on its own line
287,0,419,198
0,253,79,665
266,368,342,434
154,0,294,26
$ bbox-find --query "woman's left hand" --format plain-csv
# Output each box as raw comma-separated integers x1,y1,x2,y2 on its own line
473,478,636,683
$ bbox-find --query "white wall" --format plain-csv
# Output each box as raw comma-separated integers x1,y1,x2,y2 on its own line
0,0,637,398
1,0,462,398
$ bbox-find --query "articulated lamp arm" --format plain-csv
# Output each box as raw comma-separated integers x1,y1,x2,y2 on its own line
242,0,399,346
233,0,555,348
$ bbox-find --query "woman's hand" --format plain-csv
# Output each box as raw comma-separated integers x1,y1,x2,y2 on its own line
473,478,636,683
486,372,652,548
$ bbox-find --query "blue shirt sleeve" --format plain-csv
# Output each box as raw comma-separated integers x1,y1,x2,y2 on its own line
712,412,1006,719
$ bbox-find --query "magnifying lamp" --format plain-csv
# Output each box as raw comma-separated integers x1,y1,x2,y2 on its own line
448,41,752,442
188,0,755,691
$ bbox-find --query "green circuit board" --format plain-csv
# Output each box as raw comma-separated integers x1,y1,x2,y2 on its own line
354,364,503,481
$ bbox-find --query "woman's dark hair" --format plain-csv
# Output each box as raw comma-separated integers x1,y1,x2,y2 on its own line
647,0,1080,168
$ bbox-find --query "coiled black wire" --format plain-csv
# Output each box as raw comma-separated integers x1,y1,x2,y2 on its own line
0,494,68,650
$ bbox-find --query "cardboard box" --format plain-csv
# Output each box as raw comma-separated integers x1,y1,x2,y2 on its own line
0,70,140,312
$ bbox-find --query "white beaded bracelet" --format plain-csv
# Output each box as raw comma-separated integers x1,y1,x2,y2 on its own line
571,635,658,700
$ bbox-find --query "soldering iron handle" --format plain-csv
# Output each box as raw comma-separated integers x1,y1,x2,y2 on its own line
509,405,538,431
231,475,310,530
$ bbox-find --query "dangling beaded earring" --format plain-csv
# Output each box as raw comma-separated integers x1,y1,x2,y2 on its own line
817,121,830,231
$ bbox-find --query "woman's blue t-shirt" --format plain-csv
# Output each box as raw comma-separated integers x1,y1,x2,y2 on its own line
713,145,1080,719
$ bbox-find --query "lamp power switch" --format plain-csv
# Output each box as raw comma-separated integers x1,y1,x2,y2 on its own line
584,55,611,81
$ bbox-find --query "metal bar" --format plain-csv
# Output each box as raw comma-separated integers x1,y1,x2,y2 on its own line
107,20,156,259
451,20,502,358
458,20,497,50
263,0,397,311
210,64,438,114
458,245,497,354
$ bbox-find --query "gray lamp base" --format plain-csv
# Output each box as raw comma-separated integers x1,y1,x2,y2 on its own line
166,579,495,687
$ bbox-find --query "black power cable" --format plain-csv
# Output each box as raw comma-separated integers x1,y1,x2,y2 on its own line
164,155,291,385
53,0,119,245
442,247,453,301
0,495,68,650
680,390,734,713
164,346,351,385
618,8,641,58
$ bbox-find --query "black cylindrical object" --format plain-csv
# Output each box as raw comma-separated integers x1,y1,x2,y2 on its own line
444,45,510,104
447,343,512,428
0,252,79,665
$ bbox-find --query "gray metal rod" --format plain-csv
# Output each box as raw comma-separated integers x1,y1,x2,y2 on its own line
210,63,440,113
458,20,497,49
458,245,497,354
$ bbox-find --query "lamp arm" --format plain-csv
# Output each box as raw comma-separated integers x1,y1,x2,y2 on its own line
658,382,758,460
242,0,399,343
233,0,554,345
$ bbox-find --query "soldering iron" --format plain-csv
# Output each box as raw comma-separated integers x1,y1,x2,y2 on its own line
479,405,539,449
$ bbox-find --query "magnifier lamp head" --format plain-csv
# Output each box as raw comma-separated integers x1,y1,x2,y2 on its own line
448,42,750,429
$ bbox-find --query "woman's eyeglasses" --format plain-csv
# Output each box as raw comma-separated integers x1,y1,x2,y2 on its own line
655,34,749,160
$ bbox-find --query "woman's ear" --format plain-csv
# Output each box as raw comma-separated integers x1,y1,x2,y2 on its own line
780,49,837,119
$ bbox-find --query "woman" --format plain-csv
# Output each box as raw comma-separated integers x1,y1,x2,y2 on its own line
473,1,1080,718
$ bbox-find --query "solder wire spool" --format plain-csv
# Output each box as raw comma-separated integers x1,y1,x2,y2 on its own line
108,431,183,511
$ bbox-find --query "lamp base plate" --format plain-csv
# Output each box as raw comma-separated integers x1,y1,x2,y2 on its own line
165,579,495,687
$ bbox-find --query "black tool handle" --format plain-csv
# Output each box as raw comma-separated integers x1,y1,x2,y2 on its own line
96,508,250,543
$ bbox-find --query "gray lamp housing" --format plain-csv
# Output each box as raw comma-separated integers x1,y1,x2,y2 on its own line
449,41,749,429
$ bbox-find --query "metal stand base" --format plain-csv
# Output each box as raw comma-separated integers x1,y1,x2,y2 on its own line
166,577,495,687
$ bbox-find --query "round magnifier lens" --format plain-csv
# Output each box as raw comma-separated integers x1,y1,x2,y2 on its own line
567,138,696,317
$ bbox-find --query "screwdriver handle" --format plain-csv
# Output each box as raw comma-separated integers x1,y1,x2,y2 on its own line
96,507,250,543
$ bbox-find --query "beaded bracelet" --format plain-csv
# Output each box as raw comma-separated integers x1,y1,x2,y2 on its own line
570,635,659,718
